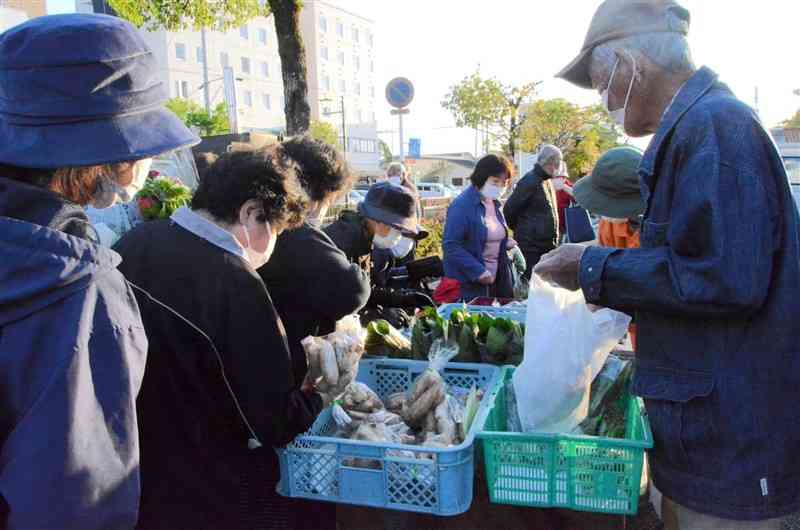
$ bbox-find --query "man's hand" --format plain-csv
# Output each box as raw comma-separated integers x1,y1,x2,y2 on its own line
533,244,587,291
478,271,495,285
507,237,518,250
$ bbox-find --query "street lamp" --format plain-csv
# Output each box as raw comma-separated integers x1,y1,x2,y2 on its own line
321,96,347,161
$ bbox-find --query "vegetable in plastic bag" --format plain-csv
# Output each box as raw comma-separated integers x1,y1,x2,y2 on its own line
401,339,458,429
574,354,633,438
410,307,445,360
364,320,413,358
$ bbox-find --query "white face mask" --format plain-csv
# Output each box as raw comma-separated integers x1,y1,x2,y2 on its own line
388,176,402,186
306,203,329,228
373,227,402,249
601,52,637,130
241,213,275,269
480,183,504,200
92,158,153,209
551,177,566,191
391,236,415,259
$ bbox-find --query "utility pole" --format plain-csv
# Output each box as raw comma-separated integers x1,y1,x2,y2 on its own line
340,96,347,159
201,28,211,113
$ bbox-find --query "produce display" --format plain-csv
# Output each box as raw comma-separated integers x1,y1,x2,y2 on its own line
364,319,413,358
409,306,525,365
135,176,193,221
302,315,365,396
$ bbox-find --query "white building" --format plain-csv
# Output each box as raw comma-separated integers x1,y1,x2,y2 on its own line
77,0,381,176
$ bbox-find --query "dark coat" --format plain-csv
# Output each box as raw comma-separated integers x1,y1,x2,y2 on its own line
503,164,559,254
115,219,322,530
580,67,800,520
259,223,370,383
0,177,145,530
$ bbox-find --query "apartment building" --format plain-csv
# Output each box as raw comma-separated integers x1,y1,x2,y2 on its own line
0,0,45,18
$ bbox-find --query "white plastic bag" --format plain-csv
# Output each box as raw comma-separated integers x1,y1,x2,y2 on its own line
513,275,631,433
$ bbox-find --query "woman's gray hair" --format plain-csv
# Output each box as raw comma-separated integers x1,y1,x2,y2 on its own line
538,144,563,167
386,162,406,176
591,10,694,75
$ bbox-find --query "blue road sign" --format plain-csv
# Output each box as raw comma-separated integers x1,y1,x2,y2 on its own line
408,138,421,159
385,77,415,109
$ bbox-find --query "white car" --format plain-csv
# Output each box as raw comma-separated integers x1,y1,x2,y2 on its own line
417,183,453,199
336,190,365,206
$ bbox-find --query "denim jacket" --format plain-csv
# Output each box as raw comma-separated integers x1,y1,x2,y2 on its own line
580,67,800,520
443,185,512,296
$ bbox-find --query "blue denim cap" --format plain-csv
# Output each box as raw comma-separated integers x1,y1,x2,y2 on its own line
0,14,199,169
358,182,426,240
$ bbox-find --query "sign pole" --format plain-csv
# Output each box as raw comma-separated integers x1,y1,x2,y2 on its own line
398,111,405,163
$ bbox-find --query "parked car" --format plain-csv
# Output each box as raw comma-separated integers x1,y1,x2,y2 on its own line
785,156,800,209
335,190,365,206
417,183,454,199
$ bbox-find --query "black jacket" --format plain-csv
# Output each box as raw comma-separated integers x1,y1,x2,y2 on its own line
503,164,559,253
115,220,322,530
259,223,370,383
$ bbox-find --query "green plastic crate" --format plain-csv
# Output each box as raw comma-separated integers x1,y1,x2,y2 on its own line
477,367,653,515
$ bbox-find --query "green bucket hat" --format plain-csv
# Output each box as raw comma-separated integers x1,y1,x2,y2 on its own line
573,146,645,219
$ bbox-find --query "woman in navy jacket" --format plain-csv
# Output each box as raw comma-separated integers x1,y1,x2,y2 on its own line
443,154,516,302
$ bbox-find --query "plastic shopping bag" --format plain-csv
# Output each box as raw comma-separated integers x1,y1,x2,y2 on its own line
513,275,631,433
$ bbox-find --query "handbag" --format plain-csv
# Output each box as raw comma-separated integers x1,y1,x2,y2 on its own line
564,202,596,243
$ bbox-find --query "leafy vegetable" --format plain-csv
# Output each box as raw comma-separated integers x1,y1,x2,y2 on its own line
365,320,413,359
136,177,193,221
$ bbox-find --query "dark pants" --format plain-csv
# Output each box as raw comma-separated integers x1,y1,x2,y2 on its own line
521,248,551,281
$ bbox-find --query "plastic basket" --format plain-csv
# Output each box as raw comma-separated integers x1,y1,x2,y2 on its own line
277,359,502,516
438,303,526,323
478,367,653,515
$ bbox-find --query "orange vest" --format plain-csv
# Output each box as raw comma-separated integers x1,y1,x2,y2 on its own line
597,219,640,348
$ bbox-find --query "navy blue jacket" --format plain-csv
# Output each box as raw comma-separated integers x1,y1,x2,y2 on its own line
443,185,512,297
580,67,800,520
0,177,146,529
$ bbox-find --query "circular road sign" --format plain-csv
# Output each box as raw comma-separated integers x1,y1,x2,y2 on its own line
385,77,415,109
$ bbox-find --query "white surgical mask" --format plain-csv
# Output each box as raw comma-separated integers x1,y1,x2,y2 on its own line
306,203,329,228
388,176,402,186
601,52,637,130
480,183,504,200
551,177,566,191
241,215,275,269
391,236,415,259
92,158,153,209
373,227,402,249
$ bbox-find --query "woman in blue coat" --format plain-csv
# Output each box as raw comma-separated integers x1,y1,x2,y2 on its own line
443,154,517,302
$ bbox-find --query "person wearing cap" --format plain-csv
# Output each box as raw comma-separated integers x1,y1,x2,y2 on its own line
537,1,800,527
443,154,517,302
503,145,562,281
325,181,430,326
573,146,645,250
552,161,575,241
0,14,198,530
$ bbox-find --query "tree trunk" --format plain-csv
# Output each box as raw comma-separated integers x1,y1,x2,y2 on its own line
268,0,310,135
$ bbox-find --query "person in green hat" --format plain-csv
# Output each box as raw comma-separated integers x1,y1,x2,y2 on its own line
573,146,645,250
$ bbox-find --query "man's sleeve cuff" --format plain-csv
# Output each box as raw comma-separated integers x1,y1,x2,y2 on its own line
579,246,616,303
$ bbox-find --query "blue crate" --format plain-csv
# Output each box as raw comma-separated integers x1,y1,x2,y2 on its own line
438,303,526,323
277,359,502,516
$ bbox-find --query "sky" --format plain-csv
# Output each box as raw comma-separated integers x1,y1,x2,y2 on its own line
46,0,800,156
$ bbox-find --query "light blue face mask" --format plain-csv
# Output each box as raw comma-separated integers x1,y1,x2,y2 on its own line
373,227,402,249
391,236,415,259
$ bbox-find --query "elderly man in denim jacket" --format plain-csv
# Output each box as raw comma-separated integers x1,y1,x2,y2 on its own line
536,1,800,528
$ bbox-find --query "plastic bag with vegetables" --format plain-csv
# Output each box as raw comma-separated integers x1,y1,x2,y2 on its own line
446,308,481,363
301,317,365,400
401,339,458,431
410,307,446,360
364,320,413,358
574,354,633,438
332,382,385,430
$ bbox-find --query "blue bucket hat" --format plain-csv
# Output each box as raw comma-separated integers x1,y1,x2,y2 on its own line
0,14,199,169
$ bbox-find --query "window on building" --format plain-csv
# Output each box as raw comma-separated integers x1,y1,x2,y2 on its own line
353,55,360,71
370,86,375,98
319,15,327,32
262,93,271,109
352,27,359,42
369,33,374,47
323,75,331,91
337,51,345,66
220,52,229,68
258,28,268,45
240,26,249,40
321,46,328,61
260,61,269,77
339,79,346,93
241,57,251,74
174,81,180,97
357,109,363,123
196,46,204,63
244,90,253,107
180,81,189,98
336,21,343,37
452,177,465,187
370,60,374,73
354,82,360,95
175,42,186,60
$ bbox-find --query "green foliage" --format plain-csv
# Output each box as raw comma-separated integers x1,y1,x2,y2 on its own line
308,120,340,147
519,99,620,178
781,110,800,128
378,139,393,164
136,177,193,220
415,213,444,259
441,71,540,157
165,98,230,136
107,0,270,31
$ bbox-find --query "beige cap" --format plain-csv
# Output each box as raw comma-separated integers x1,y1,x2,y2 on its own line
556,0,690,89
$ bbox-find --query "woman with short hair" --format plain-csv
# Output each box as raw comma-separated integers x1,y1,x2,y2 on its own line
0,14,197,530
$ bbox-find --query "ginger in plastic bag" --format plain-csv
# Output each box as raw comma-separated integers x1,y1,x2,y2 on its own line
332,382,385,430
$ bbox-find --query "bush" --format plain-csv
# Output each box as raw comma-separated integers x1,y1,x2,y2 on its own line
417,213,444,259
